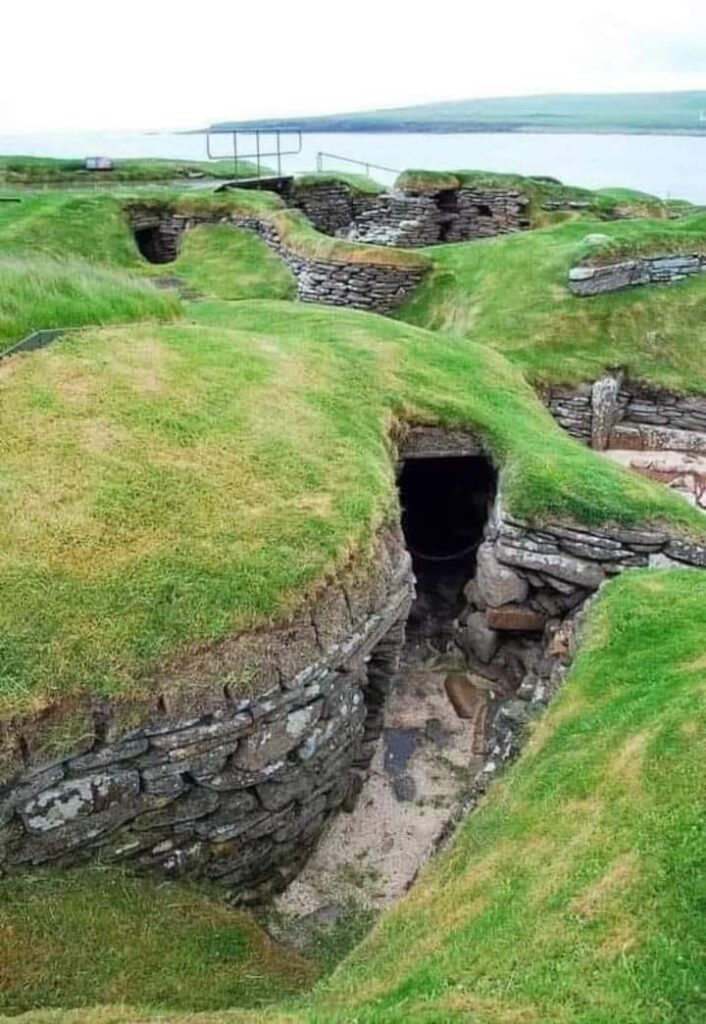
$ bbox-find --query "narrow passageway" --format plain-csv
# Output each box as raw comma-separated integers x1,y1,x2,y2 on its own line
133,224,181,264
399,454,496,641
272,451,498,931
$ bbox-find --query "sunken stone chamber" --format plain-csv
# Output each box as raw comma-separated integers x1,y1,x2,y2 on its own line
282,181,530,248
393,427,706,814
128,208,427,314
0,529,414,903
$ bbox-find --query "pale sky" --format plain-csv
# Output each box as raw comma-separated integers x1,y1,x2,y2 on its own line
2,0,705,133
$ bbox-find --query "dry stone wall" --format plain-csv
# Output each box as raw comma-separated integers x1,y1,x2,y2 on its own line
449,484,706,815
283,181,378,235
0,530,414,903
129,208,427,314
280,182,529,249
568,253,706,296
457,492,705,735
342,188,529,248
544,374,706,454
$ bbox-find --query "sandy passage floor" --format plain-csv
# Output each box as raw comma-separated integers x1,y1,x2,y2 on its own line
275,642,482,917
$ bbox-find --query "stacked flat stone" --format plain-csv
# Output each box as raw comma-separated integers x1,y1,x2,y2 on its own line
234,214,428,314
281,182,530,249
541,199,592,211
342,192,443,247
544,375,706,455
463,495,705,650
0,531,414,903
443,189,530,242
453,486,706,811
543,383,594,442
284,182,378,235
618,382,706,434
127,209,427,315
569,253,706,296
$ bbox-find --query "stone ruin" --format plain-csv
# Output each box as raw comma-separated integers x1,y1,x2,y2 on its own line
568,253,706,296
544,373,706,510
282,178,530,248
128,206,428,314
1,425,705,903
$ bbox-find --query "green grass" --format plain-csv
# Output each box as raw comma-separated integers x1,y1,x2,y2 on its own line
0,156,266,185
0,189,429,281
300,568,706,1024
0,867,312,1015
0,256,179,350
1,175,705,1024
172,225,296,301
1,300,703,720
294,171,385,194
4,569,705,1024
398,212,706,391
0,191,282,269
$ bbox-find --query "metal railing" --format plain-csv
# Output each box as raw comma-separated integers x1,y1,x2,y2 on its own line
205,129,303,177
316,151,400,178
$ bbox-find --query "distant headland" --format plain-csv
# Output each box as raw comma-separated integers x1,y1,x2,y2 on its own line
210,90,706,136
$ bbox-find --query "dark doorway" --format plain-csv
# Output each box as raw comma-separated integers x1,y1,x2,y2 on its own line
399,456,496,638
134,224,181,264
436,189,459,242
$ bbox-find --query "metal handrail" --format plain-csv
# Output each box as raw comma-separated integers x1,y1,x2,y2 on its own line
205,129,303,177
316,151,400,177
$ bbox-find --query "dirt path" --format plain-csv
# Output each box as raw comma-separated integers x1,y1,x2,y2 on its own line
274,642,482,920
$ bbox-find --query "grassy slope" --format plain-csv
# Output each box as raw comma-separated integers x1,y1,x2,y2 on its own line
5,569,705,1024
214,90,706,134
0,868,312,1015
0,256,179,350
303,569,706,1024
173,225,296,301
1,181,705,1024
0,157,265,185
1,300,704,716
398,212,706,391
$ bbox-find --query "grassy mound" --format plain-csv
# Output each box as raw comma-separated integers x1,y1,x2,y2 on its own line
293,171,385,194
399,212,706,391
1,301,703,717
4,569,704,1024
0,191,282,270
302,568,706,1024
0,256,179,351
172,225,296,301
0,156,266,185
0,867,312,1015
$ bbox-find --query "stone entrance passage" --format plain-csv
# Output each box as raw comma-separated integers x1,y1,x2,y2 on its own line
399,453,496,641
270,436,499,933
133,222,182,264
